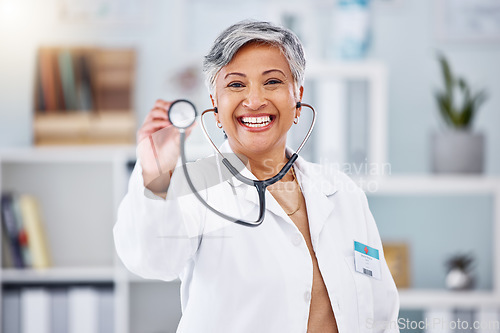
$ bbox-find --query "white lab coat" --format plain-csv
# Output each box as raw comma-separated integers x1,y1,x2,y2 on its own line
113,142,400,333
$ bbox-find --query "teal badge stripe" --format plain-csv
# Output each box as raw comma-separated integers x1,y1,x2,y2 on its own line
354,241,379,259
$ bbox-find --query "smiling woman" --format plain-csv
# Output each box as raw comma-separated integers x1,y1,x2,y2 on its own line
113,20,400,333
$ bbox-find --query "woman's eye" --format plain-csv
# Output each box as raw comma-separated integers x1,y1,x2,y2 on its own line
265,79,282,85
228,82,244,88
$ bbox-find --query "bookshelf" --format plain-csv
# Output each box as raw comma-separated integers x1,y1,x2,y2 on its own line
33,47,136,146
0,146,136,333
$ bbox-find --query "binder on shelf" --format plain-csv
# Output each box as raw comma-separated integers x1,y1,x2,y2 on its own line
20,287,51,333
68,287,99,333
424,308,453,333
476,307,500,333
98,287,115,333
51,288,69,333
2,288,21,333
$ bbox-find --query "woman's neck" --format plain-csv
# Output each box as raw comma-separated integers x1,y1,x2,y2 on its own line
236,148,293,182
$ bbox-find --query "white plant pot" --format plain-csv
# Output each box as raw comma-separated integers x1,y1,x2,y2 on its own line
445,268,474,290
431,130,484,174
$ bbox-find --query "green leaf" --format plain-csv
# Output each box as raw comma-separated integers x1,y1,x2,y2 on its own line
435,91,453,126
435,51,489,129
438,53,454,96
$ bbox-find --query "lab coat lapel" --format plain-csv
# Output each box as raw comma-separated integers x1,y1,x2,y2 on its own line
294,155,338,245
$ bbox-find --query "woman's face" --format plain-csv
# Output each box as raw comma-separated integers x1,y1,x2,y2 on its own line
213,42,302,158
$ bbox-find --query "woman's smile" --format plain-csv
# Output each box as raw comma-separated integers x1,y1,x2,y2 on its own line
238,114,275,130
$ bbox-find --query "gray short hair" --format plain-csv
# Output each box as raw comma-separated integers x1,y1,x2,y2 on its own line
203,20,306,96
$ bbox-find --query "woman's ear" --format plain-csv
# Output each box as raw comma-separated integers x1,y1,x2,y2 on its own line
210,94,219,122
295,86,304,117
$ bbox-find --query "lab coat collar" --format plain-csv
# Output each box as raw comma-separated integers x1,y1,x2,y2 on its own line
217,141,339,237
217,141,338,195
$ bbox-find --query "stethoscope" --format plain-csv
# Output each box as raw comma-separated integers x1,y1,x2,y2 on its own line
167,99,316,227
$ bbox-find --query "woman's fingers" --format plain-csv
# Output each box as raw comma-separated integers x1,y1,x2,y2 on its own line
137,120,172,143
137,100,176,143
153,99,172,113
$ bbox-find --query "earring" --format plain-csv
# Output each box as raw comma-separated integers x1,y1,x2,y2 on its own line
294,117,299,125
217,121,223,129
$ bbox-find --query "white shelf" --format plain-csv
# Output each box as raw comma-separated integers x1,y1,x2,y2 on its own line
355,175,500,194
1,267,115,283
0,145,136,163
399,289,500,309
307,60,387,79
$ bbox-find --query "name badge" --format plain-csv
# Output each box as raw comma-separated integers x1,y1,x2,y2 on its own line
354,241,381,279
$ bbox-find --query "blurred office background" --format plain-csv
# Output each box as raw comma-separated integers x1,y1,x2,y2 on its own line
1,0,499,332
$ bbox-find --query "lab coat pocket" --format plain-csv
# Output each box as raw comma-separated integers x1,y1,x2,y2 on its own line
345,255,375,333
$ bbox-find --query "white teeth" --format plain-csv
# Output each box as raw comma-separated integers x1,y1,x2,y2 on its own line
241,116,271,127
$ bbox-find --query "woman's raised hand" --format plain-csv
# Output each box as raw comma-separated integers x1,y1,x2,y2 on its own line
137,99,195,195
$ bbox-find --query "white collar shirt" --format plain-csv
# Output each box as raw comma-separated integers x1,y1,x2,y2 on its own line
114,141,400,333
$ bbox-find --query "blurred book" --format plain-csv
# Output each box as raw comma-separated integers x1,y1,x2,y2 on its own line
18,194,51,269
38,48,58,112
74,52,94,111
13,194,32,267
1,193,25,268
58,49,78,111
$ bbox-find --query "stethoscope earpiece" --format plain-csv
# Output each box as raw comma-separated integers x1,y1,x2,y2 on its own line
214,107,218,114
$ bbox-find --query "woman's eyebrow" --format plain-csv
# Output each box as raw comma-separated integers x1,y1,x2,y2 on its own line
224,72,246,79
263,69,286,76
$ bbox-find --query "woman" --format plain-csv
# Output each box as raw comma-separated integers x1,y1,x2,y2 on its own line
114,20,399,333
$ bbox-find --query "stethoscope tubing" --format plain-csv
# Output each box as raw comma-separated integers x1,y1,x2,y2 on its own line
179,130,266,226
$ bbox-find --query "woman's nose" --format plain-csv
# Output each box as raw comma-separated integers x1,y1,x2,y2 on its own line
242,86,267,110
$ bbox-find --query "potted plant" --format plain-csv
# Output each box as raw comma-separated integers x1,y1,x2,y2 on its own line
432,52,488,173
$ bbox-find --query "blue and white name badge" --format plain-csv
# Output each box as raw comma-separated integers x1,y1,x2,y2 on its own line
354,241,381,279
